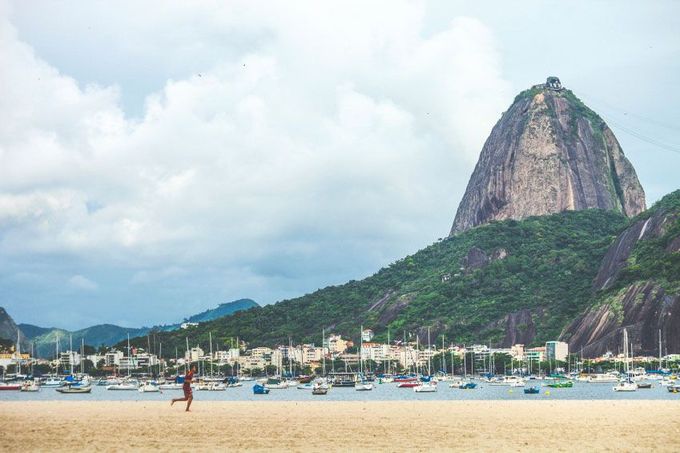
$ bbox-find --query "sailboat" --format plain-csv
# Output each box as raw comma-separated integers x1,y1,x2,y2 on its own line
613,329,637,392
356,325,374,391
108,334,138,390
415,328,437,393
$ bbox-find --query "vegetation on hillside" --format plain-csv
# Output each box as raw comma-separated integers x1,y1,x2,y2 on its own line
130,209,629,355
610,190,680,294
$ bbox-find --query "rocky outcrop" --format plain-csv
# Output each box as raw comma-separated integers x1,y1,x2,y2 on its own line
450,79,646,234
561,282,680,357
0,307,29,352
500,308,540,347
593,208,678,291
562,191,680,357
462,247,489,271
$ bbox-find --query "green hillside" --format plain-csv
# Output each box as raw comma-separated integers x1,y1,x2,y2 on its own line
134,208,628,354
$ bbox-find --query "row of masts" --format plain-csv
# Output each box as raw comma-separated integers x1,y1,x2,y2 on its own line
27,325,670,378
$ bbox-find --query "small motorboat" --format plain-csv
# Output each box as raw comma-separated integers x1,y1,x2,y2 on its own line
264,378,288,390
20,381,41,392
636,382,652,389
253,384,270,395
667,384,680,393
547,380,573,388
56,385,92,394
312,383,329,395
107,382,138,391
138,382,160,393
0,382,22,391
414,382,437,393
297,383,313,390
355,382,374,391
613,380,637,392
42,377,62,387
524,386,540,394
458,382,477,390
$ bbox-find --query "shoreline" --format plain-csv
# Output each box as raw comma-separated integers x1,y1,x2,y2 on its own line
1,401,678,452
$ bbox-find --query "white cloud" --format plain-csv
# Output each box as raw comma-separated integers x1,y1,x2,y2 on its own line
68,274,98,291
0,1,511,327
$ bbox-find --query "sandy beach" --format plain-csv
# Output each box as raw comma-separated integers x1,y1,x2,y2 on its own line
1,401,679,452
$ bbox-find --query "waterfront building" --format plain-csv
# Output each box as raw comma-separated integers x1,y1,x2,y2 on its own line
185,346,204,363
325,334,350,354
59,351,80,371
526,347,545,364
545,341,568,362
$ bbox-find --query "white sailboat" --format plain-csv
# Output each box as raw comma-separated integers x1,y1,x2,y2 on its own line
613,329,637,392
415,328,437,393
356,325,374,391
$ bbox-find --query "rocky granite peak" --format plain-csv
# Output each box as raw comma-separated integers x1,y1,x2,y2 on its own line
450,77,646,235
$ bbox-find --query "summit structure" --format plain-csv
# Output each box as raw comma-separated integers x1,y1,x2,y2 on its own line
450,77,646,234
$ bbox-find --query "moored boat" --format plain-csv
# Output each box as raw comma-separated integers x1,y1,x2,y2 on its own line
20,381,40,392
107,381,138,391
138,382,160,393
56,384,92,394
524,386,540,394
253,384,270,395
414,382,437,393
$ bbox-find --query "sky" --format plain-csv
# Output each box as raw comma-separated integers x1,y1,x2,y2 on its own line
1,1,678,330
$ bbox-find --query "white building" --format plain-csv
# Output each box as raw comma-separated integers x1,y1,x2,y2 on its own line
545,341,568,362
361,329,374,342
325,335,350,354
302,345,324,364
360,343,390,362
215,348,240,364
185,346,204,363
59,351,80,371
105,350,124,367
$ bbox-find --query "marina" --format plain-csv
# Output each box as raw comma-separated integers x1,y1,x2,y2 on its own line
1,373,678,402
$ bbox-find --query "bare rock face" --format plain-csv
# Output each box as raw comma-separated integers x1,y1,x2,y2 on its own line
450,78,646,234
593,208,678,291
560,282,680,357
561,192,680,357
0,307,29,351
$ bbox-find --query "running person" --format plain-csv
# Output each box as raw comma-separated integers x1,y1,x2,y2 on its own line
171,365,196,411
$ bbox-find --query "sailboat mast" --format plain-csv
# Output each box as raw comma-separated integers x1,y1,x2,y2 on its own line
127,333,131,377
69,334,73,375
288,337,293,378
427,327,431,377
659,329,663,371
209,332,214,377
360,325,363,375
81,338,85,374
442,334,446,376
386,328,390,375
322,328,326,377
185,337,189,374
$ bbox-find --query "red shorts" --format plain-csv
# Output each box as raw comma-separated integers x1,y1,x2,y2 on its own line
183,383,192,398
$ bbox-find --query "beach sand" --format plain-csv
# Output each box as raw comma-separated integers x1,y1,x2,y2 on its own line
1,400,679,452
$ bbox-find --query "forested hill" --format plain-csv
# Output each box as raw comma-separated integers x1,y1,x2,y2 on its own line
131,208,630,355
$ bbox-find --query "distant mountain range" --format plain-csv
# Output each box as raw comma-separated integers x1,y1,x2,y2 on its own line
0,299,258,358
